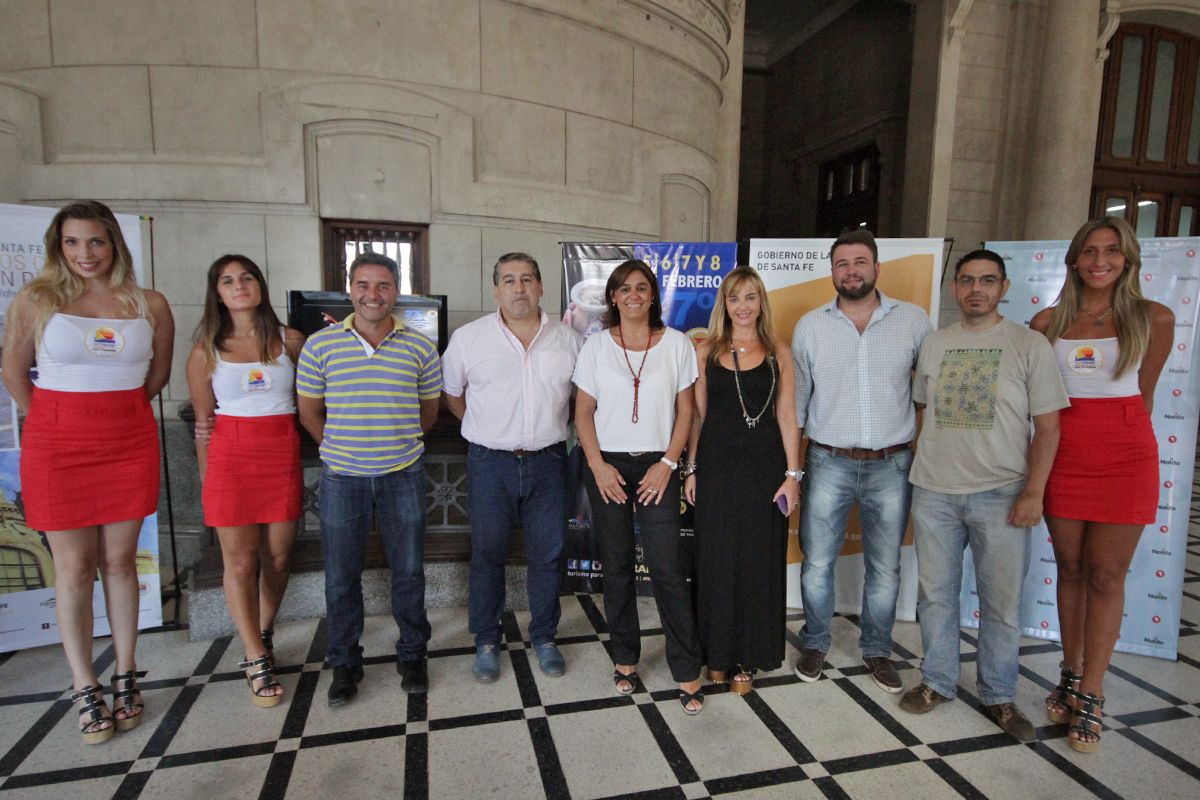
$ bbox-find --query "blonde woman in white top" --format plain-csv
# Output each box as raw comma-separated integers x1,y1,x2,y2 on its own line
2,201,174,744
186,255,305,708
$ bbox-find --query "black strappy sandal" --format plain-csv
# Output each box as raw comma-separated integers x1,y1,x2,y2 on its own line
261,629,276,668
1046,663,1081,724
110,670,147,731
1068,693,1104,753
612,669,640,696
678,686,704,716
240,654,284,708
71,684,114,744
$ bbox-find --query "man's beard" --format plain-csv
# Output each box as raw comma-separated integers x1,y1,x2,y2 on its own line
836,278,876,301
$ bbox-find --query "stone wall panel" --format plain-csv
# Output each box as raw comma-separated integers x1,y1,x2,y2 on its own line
151,212,267,308
0,0,52,71
429,223,483,313
257,0,481,90
150,68,269,159
566,113,644,197
49,0,257,67
660,177,709,241
480,0,634,123
476,96,566,186
315,132,433,223
20,67,154,159
633,48,719,155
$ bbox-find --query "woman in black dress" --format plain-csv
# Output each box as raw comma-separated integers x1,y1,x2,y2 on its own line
684,266,801,694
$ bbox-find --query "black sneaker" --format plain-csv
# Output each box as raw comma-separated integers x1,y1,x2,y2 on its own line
397,658,428,694
327,664,364,707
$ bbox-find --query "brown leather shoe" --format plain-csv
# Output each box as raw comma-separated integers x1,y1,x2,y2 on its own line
899,683,952,714
862,656,903,694
794,648,826,682
987,702,1036,743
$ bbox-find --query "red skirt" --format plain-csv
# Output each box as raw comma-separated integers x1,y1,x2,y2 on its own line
1044,396,1158,524
203,414,303,527
20,387,159,531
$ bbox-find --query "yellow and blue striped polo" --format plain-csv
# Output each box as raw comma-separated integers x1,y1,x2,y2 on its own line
296,314,442,476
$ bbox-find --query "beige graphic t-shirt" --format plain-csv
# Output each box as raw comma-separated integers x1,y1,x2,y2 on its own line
909,318,1069,494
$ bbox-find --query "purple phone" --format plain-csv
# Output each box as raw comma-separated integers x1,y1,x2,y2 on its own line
776,495,789,515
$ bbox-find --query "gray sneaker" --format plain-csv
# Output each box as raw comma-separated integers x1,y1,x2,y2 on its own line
987,702,1037,743
473,644,500,684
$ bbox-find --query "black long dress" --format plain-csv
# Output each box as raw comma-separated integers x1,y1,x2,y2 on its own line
694,355,788,673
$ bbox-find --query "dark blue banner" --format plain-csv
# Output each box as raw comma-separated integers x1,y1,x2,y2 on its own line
634,242,737,340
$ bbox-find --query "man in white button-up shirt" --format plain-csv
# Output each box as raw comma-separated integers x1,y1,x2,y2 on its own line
791,229,931,695
442,253,582,684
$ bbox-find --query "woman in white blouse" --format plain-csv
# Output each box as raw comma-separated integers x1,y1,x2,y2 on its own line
572,260,703,715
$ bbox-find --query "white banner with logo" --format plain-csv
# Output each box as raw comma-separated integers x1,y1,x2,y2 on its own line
973,238,1200,659
749,239,944,617
0,203,162,654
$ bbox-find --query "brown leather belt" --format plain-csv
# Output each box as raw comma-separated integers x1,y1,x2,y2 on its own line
812,441,911,460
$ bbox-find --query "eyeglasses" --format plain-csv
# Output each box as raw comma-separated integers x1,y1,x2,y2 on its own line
955,275,1002,287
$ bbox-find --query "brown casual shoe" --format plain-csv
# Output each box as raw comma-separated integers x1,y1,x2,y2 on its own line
987,702,1036,743
899,683,952,714
862,656,903,694
794,648,826,682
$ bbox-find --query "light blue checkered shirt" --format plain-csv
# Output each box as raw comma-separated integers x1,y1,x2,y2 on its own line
791,291,931,449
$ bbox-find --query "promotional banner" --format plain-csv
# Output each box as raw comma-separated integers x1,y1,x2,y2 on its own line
976,238,1199,659
560,242,736,593
0,203,162,653
749,238,945,617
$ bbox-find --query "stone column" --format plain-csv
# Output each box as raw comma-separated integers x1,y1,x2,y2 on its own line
1022,0,1105,240
711,2,745,243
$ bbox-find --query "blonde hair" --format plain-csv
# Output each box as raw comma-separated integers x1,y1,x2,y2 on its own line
704,266,778,364
1045,216,1152,379
20,201,148,346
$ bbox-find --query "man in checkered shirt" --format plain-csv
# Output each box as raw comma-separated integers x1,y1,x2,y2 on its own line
791,228,931,694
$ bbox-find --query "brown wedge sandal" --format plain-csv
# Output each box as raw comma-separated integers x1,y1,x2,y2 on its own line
731,668,755,696
1046,663,1081,724
240,655,284,708
1068,693,1105,753
111,670,147,731
71,684,114,745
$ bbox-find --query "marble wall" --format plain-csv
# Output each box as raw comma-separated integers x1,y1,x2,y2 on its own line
0,0,744,413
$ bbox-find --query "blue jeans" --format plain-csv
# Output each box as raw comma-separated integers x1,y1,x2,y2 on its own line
799,443,914,658
467,442,567,649
912,482,1031,704
319,460,431,667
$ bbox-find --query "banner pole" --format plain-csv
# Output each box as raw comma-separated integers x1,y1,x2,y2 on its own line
142,215,182,630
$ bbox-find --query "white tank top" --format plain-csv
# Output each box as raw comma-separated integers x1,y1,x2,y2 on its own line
34,313,153,392
211,333,296,417
1054,337,1141,398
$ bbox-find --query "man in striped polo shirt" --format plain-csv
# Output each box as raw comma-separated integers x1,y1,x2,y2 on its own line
297,252,442,706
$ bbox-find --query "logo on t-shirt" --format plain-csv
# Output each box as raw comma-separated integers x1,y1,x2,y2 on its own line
1067,344,1102,374
934,348,1002,430
242,369,272,393
84,327,124,356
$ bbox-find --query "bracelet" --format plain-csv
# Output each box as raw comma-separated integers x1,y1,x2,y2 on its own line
785,468,803,480
680,461,697,478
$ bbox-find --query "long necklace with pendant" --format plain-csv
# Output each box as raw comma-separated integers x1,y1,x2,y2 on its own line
731,347,776,428
617,326,650,423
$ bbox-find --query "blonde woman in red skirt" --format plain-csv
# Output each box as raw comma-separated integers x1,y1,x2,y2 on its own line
186,255,304,708
2,201,174,744
1031,216,1174,753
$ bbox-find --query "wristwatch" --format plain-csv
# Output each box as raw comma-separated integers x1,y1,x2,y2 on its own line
785,468,804,480
660,456,679,470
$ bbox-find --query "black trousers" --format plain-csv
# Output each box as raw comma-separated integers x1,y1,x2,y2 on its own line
584,451,701,682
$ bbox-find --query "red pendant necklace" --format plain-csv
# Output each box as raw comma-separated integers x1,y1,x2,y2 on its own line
616,325,651,423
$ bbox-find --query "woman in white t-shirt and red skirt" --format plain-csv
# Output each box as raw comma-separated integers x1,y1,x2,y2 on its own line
2,201,175,745
186,255,305,708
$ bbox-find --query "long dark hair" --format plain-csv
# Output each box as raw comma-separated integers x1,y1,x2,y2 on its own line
193,255,285,375
602,260,664,330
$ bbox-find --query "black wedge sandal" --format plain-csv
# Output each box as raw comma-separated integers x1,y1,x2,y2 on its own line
1068,693,1105,753
612,669,640,696
1046,663,1081,724
71,684,114,745
240,654,284,708
110,670,147,731
261,629,275,668
678,686,704,716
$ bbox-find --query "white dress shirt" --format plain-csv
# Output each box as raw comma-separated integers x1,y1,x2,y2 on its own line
791,291,931,449
441,309,582,451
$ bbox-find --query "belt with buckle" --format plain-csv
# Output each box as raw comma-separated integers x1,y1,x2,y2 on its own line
812,441,911,460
